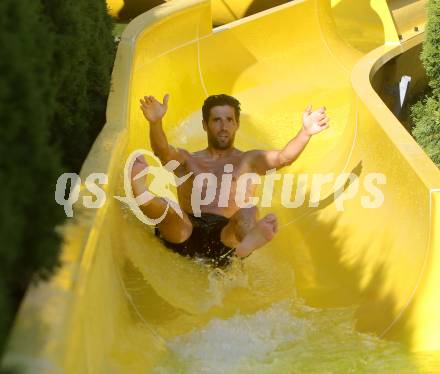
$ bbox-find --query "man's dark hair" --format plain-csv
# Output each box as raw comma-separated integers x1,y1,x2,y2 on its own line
202,94,241,123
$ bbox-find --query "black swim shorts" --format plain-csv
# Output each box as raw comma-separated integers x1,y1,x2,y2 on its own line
154,213,235,267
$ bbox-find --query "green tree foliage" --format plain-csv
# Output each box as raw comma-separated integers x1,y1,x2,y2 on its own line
420,0,440,97
43,0,115,171
0,0,64,354
411,97,440,166
0,0,114,355
410,0,440,167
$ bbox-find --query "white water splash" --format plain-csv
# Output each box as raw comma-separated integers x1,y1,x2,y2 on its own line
155,301,312,373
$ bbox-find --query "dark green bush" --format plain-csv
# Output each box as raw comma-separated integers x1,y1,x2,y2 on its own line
410,0,440,168
0,0,115,356
43,0,115,171
419,0,440,97
410,96,440,166
0,0,63,354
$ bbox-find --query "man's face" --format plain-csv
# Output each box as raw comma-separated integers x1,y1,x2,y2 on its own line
203,105,239,150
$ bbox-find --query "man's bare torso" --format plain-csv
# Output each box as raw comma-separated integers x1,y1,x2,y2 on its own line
174,148,257,218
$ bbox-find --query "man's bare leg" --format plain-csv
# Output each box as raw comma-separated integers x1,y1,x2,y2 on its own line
220,206,278,257
131,155,192,243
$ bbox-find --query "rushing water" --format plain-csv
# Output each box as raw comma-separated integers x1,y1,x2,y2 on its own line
120,243,440,374
152,300,440,373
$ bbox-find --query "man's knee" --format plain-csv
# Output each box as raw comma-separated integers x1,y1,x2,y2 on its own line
158,210,193,243
232,206,258,240
232,205,258,221
158,221,192,243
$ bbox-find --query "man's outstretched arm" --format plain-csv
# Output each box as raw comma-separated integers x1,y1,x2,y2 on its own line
250,105,330,174
140,93,187,165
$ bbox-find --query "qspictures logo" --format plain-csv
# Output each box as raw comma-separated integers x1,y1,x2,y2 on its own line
54,149,386,224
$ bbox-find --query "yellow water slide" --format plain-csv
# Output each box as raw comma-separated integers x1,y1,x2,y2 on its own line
3,0,440,372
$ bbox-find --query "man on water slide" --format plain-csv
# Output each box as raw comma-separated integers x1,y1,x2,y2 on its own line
131,94,329,266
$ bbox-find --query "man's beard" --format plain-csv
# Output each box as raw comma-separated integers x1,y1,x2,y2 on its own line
208,132,234,149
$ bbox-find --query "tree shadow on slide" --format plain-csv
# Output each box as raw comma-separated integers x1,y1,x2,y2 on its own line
118,0,165,21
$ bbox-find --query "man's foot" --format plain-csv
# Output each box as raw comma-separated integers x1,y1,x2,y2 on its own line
131,154,148,181
130,154,154,206
235,214,278,257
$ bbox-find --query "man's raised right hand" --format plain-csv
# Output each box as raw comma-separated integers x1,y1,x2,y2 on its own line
140,93,170,124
